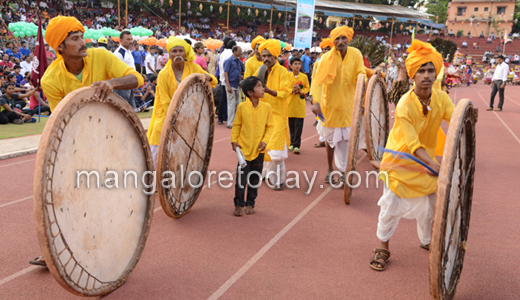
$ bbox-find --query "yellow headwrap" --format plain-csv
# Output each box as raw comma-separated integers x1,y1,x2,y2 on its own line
405,39,443,79
258,39,281,59
164,36,197,68
320,38,333,50
314,26,354,85
45,16,85,62
251,36,266,51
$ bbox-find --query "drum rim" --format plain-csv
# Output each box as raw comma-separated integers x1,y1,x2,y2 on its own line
33,87,155,296
156,73,215,218
364,74,390,162
343,74,366,205
429,98,476,300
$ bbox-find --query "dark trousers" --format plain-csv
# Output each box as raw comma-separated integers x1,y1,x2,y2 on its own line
234,153,264,208
218,84,228,122
34,106,51,115
0,110,21,124
489,80,505,109
135,64,142,74
288,117,304,148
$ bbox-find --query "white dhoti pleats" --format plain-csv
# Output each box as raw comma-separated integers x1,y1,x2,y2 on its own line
376,186,436,245
150,145,158,169
263,143,288,187
322,126,350,173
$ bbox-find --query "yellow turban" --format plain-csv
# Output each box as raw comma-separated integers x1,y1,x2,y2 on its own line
330,26,354,44
45,16,85,61
320,38,333,50
259,39,281,59
165,36,197,69
251,36,266,51
314,26,354,85
405,39,443,79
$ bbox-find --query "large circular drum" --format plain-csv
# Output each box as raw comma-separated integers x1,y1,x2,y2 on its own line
344,74,366,205
429,99,476,300
33,87,155,296
364,73,390,162
157,74,215,218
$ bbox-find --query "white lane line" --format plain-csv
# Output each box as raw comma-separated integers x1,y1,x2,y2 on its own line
207,154,367,300
505,95,520,106
214,137,230,143
206,186,333,300
0,266,38,286
0,158,35,168
0,196,32,209
477,91,520,145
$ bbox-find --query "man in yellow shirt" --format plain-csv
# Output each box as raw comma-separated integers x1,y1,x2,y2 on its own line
146,37,217,166
312,26,366,184
31,16,144,268
287,57,309,154
255,39,292,190
369,40,478,271
231,76,274,216
311,38,332,147
244,36,265,78
41,16,144,112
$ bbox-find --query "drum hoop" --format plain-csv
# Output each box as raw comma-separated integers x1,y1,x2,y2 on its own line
33,87,155,296
429,98,476,300
343,74,366,205
157,73,215,218
364,74,390,162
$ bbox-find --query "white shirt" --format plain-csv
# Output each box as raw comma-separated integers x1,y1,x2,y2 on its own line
20,61,32,74
514,55,520,61
492,62,509,82
218,49,233,85
114,46,135,69
145,53,155,74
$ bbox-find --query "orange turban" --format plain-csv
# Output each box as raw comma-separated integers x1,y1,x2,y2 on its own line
331,26,354,43
405,39,443,79
45,16,85,57
251,36,266,50
314,26,354,85
259,39,281,59
320,38,333,50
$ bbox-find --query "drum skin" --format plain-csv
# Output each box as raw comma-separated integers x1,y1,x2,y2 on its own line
364,73,390,162
33,87,155,296
429,99,476,300
157,74,215,218
343,74,366,205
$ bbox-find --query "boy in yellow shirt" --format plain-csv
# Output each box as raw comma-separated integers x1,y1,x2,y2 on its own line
231,76,274,216
287,57,310,154
369,40,478,271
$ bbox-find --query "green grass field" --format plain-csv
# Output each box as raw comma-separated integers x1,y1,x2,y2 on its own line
0,110,153,140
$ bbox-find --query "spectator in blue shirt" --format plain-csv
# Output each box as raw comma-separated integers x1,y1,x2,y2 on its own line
141,46,148,68
19,41,31,57
131,47,142,73
300,48,312,89
13,65,24,84
12,47,23,60
5,42,14,57
223,45,245,128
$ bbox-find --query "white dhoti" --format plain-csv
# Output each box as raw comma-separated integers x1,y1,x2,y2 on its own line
150,145,158,169
358,118,366,151
263,143,288,187
316,120,326,143
322,126,350,172
376,186,436,245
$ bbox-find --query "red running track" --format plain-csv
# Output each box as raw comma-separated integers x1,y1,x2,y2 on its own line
0,84,519,299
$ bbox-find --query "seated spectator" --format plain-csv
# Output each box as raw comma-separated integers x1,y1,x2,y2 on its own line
480,31,485,39
0,83,36,124
449,29,454,37
487,37,492,44
29,90,51,115
0,54,14,70
461,40,468,49
468,31,472,39
20,56,32,74
13,65,24,84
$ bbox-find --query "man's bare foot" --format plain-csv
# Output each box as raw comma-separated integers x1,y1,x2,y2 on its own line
234,207,243,216
370,160,381,169
246,205,256,215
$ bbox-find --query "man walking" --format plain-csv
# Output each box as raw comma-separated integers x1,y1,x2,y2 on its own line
114,30,137,108
301,48,312,87
487,55,508,112
224,45,244,128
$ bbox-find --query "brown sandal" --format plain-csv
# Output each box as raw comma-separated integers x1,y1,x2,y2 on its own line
369,248,390,271
314,142,325,148
29,256,47,267
420,244,430,251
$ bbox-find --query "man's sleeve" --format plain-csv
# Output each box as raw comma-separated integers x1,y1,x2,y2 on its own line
443,93,456,125
502,66,508,81
276,69,292,100
223,57,231,73
230,104,242,143
301,74,310,95
41,80,64,112
102,49,144,88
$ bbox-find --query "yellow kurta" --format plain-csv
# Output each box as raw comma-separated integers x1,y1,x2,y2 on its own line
254,62,292,153
313,47,366,128
244,56,264,79
146,62,217,145
381,88,455,198
231,101,274,161
287,72,310,118
42,48,144,111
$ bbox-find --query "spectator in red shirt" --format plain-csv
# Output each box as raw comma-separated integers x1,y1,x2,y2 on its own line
0,54,14,70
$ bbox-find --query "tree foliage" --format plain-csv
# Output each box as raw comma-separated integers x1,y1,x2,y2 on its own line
426,0,449,25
